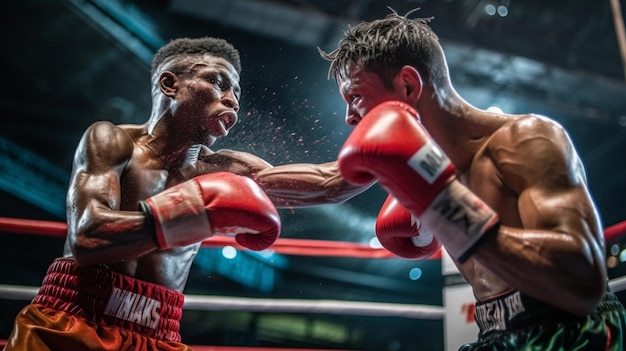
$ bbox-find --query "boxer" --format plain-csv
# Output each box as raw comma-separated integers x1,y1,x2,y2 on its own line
4,37,373,351
321,9,626,350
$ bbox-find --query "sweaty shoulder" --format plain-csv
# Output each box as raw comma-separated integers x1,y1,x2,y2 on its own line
487,114,585,192
492,114,567,143
79,121,136,172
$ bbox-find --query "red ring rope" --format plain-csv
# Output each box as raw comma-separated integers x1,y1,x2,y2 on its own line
605,220,626,243
0,216,441,259
3,217,626,259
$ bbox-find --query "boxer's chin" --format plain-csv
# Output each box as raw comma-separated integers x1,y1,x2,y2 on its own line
205,135,217,146
216,119,230,137
208,119,229,138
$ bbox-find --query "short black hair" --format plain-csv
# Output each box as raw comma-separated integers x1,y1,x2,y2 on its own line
320,9,447,89
151,37,241,75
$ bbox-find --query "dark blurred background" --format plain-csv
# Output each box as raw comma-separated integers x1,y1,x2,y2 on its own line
1,0,625,350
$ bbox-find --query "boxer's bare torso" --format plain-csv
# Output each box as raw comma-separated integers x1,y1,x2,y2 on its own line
449,112,606,315
335,59,607,316
63,121,367,291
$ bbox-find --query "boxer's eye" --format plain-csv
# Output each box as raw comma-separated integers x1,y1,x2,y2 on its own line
201,73,224,89
209,77,222,88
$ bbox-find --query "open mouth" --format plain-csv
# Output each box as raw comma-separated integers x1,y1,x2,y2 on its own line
216,110,237,135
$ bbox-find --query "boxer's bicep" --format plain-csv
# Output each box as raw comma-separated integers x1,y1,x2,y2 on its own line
69,122,132,210
511,132,605,271
496,117,604,257
485,119,606,313
517,185,604,265
66,122,133,245
492,115,599,243
513,182,607,310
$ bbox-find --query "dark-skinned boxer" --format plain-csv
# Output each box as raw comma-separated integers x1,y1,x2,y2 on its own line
3,37,376,351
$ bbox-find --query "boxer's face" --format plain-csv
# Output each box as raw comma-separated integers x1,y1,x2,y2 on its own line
173,55,241,145
338,62,407,126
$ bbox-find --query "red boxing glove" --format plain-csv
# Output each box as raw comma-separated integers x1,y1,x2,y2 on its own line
338,101,499,262
376,194,441,259
139,172,281,251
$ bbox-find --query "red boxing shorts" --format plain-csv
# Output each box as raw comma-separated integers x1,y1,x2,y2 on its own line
4,257,191,351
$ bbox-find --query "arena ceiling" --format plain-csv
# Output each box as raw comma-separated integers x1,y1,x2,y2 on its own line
1,0,625,349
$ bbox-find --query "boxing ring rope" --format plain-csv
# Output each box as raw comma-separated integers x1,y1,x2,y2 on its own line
1,216,626,350
0,284,443,320
0,216,432,259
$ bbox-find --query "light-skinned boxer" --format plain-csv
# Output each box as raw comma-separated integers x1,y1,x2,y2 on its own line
320,9,626,350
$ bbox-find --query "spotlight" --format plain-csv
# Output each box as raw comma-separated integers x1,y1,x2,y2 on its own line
221,246,238,259
409,267,423,280
485,4,496,16
497,5,509,17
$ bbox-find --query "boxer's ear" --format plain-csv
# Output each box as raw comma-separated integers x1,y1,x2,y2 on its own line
395,65,422,106
159,71,178,97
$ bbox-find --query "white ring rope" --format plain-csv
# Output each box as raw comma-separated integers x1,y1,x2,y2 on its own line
609,275,626,293
0,284,38,301
184,294,444,319
0,284,443,319
3,277,625,320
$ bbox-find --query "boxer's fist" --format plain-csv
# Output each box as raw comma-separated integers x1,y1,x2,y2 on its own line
139,172,281,251
338,101,499,262
338,101,456,213
376,195,441,259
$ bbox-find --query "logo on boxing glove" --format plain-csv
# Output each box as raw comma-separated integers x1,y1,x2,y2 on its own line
407,139,451,184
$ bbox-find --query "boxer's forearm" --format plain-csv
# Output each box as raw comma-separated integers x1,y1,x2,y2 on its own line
254,161,373,208
471,224,606,316
67,209,158,266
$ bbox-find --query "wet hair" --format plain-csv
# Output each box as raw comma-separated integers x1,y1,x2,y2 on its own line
151,37,241,76
319,8,447,89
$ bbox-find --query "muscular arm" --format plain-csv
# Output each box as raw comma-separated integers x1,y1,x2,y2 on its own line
65,121,157,266
254,161,372,208
203,149,373,208
475,116,606,315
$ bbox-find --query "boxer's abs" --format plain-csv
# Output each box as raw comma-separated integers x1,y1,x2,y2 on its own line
462,261,513,302
107,244,200,292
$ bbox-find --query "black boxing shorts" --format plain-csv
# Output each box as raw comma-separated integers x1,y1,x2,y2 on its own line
459,289,626,351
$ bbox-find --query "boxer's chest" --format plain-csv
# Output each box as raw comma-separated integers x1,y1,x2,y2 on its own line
118,164,172,210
